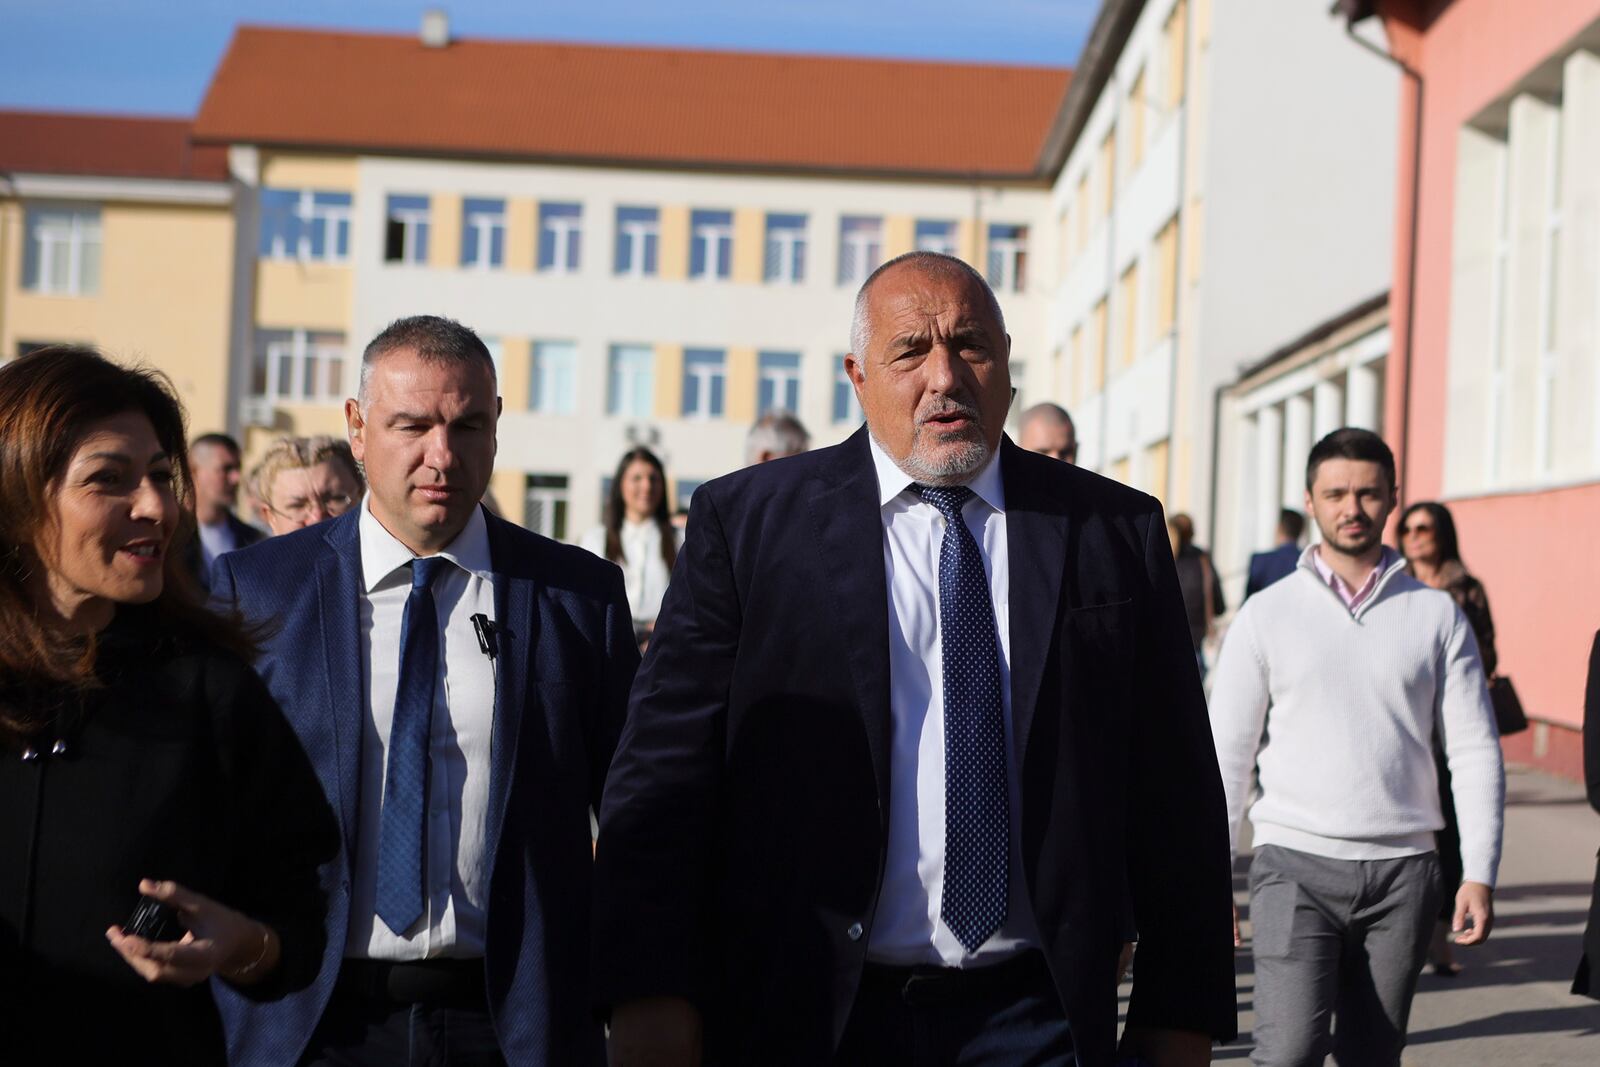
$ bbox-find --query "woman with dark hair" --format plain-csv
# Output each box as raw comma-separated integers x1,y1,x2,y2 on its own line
1398,500,1498,977
0,347,336,1063
580,446,681,648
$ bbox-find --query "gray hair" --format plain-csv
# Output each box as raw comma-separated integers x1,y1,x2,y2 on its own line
357,314,496,409
744,410,811,466
848,251,1007,373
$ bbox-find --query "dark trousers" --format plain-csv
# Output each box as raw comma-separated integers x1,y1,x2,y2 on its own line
836,951,1075,1066
299,958,505,1067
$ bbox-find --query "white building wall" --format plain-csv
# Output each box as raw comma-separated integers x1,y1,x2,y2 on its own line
346,157,1050,534
1190,0,1397,541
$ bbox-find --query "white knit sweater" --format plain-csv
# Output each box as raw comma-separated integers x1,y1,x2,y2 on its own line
1209,548,1505,886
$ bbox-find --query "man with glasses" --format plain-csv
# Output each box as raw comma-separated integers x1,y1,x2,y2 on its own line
249,434,365,535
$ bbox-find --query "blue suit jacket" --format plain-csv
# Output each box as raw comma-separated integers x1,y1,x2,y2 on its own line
1245,543,1301,600
210,507,637,1067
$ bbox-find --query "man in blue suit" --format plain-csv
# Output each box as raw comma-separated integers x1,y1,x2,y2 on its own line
595,254,1236,1066
212,315,637,1066
1243,508,1305,600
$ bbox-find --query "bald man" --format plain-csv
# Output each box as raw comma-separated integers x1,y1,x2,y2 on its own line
1018,402,1077,464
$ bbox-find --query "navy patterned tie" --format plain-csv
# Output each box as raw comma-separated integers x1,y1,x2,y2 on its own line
915,484,1009,952
375,555,448,936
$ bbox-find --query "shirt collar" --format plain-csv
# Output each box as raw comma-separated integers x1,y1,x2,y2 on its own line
358,496,493,593
1308,543,1402,605
866,432,1006,514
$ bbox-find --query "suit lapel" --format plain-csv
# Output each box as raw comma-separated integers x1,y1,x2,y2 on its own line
1001,439,1070,765
320,514,367,850
804,429,892,827
484,512,535,862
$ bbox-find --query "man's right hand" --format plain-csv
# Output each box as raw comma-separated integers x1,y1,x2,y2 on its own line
608,996,702,1067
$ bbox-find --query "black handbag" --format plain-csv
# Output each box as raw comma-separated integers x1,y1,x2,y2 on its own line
1488,675,1528,736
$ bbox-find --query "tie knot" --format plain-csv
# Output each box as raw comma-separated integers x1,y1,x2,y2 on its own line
410,555,449,590
914,483,974,522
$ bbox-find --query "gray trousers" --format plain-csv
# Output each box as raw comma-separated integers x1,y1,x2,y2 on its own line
1248,844,1442,1067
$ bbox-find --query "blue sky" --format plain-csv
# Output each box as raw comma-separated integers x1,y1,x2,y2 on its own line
0,0,1098,117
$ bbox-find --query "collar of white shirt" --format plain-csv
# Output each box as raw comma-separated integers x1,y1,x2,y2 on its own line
867,432,1006,515
358,498,495,592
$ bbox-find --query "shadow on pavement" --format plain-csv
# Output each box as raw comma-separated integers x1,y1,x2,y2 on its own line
1407,1003,1600,1043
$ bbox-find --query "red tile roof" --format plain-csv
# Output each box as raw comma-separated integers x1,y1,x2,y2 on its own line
0,110,229,181
194,27,1071,180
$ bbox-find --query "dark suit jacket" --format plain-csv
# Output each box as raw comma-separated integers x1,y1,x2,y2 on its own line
592,431,1237,1066
185,511,266,590
1244,542,1300,600
1576,629,1600,998
211,507,638,1066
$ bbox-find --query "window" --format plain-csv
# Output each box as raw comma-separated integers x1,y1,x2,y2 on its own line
252,329,347,402
986,224,1028,293
531,341,578,414
757,351,801,415
1165,0,1188,111
259,189,351,262
1098,129,1117,216
461,197,506,269
763,213,807,283
1118,262,1140,368
915,219,958,255
1129,68,1147,171
675,479,704,512
523,474,570,541
1154,216,1179,337
838,216,883,285
1068,325,1085,407
1536,103,1563,475
682,348,726,418
539,202,582,273
1074,174,1090,248
608,344,655,417
22,207,101,294
615,206,659,277
690,210,733,279
1090,299,1108,394
832,355,863,425
384,194,430,264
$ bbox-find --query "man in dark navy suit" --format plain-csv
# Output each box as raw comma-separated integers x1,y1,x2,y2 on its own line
594,253,1236,1066
1244,508,1305,600
213,316,637,1066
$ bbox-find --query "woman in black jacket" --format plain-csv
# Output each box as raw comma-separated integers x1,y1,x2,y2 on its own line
0,347,337,1064
1398,500,1498,976
1575,630,1600,999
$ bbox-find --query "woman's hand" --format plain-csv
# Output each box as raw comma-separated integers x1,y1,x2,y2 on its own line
105,878,280,987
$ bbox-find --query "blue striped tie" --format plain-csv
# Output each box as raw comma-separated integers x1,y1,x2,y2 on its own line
375,555,448,936
915,484,1009,952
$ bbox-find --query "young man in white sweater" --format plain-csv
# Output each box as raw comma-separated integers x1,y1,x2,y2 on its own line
1209,428,1504,1067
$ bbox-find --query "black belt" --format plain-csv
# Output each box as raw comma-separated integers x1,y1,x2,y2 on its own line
860,950,1053,1007
337,957,487,1009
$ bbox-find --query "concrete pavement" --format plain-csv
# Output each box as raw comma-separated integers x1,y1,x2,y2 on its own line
1122,768,1600,1064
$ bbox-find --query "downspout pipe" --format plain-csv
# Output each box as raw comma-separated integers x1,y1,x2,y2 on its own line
1344,17,1423,511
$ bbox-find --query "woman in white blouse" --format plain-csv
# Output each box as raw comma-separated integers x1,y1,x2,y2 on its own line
580,447,682,649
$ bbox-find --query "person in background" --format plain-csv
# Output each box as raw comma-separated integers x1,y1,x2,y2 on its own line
744,410,810,466
1210,428,1503,1067
1168,513,1226,677
1397,500,1498,977
212,316,637,1066
248,434,365,536
1017,401,1077,463
0,347,336,1064
581,447,681,649
1574,629,1600,1000
1245,508,1305,600
185,432,263,587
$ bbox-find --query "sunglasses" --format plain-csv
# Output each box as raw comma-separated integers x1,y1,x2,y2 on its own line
1399,523,1434,535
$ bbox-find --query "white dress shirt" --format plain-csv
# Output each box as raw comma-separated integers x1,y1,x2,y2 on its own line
579,520,679,626
864,436,1039,967
196,517,239,571
348,500,498,960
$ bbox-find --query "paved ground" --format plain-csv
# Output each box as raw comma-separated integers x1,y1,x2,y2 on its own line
1123,768,1600,1064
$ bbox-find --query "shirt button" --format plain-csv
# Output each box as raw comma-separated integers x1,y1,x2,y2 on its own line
846,922,864,942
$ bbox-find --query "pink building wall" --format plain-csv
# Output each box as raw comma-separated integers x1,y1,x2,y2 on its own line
1381,0,1600,737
